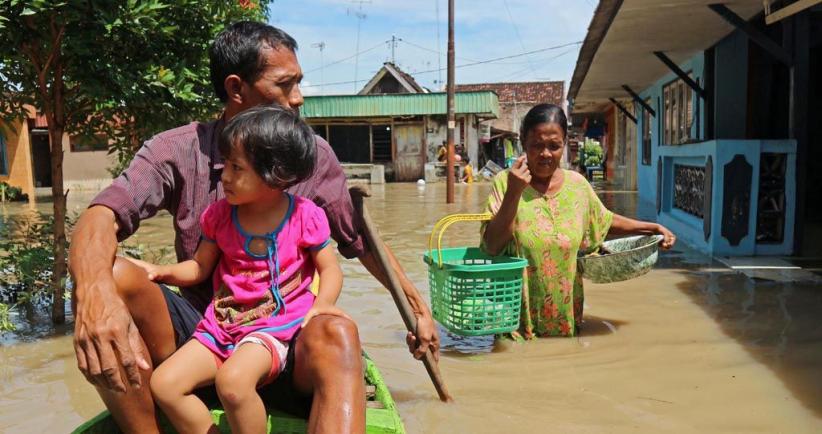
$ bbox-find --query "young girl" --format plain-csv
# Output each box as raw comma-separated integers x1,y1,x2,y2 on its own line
130,105,347,433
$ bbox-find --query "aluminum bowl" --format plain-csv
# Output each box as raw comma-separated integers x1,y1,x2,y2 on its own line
577,235,664,283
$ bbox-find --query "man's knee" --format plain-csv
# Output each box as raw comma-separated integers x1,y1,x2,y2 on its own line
301,315,361,369
112,257,152,300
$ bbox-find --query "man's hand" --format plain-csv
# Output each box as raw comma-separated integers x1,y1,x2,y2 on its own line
405,311,440,361
73,278,150,393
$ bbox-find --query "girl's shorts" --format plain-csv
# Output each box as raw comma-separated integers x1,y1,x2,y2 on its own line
212,332,289,386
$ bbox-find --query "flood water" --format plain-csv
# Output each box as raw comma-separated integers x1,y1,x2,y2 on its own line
2,183,822,433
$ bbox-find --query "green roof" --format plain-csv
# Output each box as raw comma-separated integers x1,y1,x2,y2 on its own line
301,91,499,119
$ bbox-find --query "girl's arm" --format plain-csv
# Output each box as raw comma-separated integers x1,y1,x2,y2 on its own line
302,244,351,327
608,214,677,249
127,241,221,286
483,156,531,255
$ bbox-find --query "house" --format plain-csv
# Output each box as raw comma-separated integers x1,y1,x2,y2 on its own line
568,0,821,256
302,62,500,182
0,108,115,200
302,91,499,181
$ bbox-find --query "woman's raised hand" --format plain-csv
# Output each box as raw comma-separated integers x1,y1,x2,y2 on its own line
507,155,531,194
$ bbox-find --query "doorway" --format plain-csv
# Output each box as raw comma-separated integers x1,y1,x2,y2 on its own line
30,131,52,188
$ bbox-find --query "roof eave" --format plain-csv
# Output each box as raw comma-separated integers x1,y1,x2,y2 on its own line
567,0,624,103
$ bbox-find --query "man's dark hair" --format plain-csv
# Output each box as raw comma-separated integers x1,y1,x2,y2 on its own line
219,105,316,189
209,21,298,102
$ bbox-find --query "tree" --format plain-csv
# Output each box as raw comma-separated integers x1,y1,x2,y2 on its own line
0,0,270,324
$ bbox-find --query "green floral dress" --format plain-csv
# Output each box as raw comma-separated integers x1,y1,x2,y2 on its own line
481,169,613,338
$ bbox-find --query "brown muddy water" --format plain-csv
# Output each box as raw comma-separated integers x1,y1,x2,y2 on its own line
1,183,821,433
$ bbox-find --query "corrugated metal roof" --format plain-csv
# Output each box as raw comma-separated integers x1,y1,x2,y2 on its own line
301,91,499,119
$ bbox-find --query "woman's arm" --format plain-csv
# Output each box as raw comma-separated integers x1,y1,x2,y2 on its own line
127,241,221,286
608,214,677,249
483,156,531,255
302,245,351,326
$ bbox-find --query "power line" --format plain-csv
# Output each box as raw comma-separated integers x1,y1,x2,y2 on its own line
408,40,583,76
301,41,582,88
303,40,385,74
502,0,538,79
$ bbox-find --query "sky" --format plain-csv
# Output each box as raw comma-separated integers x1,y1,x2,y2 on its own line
267,0,598,96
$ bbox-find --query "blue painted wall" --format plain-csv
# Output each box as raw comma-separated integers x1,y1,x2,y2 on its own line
713,31,749,139
637,52,707,205
633,32,796,256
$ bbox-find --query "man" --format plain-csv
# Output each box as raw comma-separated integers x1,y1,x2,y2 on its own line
69,21,439,434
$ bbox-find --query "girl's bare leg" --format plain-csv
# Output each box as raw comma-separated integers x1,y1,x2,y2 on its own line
150,340,219,434
215,343,273,434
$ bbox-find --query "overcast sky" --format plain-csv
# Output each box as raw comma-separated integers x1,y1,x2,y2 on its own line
267,0,597,96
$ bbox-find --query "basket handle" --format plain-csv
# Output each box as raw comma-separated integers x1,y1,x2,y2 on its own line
428,213,492,268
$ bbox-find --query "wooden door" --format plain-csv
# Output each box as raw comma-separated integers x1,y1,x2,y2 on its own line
393,124,424,181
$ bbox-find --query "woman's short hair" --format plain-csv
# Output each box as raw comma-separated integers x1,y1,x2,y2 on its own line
520,103,568,143
209,21,298,102
219,105,316,189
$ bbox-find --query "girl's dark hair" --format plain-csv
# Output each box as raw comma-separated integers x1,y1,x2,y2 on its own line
219,105,316,189
209,21,298,102
520,103,568,143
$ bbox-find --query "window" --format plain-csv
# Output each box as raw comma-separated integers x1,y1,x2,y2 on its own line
663,75,695,145
371,124,392,162
70,134,108,152
0,132,8,175
642,98,652,165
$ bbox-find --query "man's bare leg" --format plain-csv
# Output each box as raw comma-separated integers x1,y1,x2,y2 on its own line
292,315,365,434
72,257,178,434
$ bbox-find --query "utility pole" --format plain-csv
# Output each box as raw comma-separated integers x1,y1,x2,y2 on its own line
446,0,455,203
390,35,397,64
311,42,326,95
349,0,371,93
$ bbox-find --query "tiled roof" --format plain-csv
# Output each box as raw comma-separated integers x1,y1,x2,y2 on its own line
455,81,564,105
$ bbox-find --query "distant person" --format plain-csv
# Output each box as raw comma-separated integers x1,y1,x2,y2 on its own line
461,157,474,184
437,141,447,162
481,104,676,339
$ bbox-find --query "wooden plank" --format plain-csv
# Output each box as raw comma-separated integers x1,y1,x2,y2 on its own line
652,51,706,98
708,3,793,65
622,85,655,117
765,0,822,25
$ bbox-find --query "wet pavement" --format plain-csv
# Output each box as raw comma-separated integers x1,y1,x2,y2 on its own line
1,182,821,433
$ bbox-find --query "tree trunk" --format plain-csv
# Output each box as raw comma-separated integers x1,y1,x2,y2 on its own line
50,124,66,325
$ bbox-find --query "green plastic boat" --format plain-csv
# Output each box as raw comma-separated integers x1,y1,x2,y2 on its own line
72,354,405,434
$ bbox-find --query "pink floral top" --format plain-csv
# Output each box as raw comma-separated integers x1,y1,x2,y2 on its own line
193,195,330,358
481,170,613,338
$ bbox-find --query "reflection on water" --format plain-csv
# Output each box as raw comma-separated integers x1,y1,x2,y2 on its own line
1,183,822,433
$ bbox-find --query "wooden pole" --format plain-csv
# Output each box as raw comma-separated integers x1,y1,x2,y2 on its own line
446,0,456,204
349,186,454,402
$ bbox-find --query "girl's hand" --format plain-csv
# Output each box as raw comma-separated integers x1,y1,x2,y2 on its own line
655,224,676,249
301,304,353,328
507,155,531,195
124,257,165,282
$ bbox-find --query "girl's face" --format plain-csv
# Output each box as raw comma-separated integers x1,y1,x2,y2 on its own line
524,122,565,180
220,143,275,205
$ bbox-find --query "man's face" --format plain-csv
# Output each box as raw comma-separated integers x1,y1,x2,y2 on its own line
239,45,304,112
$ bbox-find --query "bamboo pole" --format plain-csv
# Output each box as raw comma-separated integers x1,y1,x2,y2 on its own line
349,186,454,402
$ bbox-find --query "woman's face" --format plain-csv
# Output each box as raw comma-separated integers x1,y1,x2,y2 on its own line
524,122,565,180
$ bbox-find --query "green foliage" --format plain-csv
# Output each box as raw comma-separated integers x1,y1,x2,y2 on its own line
582,139,604,167
0,0,271,171
0,182,26,202
0,211,74,331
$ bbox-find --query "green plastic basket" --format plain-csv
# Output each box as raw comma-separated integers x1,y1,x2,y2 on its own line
424,214,527,336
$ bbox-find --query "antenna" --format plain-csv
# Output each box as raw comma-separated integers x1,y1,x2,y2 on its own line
435,0,443,89
348,0,371,93
390,35,398,64
311,42,326,95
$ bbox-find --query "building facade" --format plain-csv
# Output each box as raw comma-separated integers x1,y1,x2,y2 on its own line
569,0,821,256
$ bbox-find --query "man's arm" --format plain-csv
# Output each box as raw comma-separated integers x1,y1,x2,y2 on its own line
69,205,150,393
357,244,440,361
